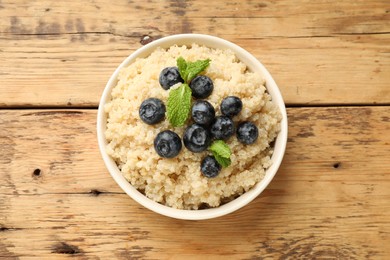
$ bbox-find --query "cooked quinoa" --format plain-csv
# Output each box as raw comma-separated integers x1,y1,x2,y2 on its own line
104,44,281,209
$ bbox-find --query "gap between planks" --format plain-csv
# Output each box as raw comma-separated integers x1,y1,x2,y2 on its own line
2,31,390,38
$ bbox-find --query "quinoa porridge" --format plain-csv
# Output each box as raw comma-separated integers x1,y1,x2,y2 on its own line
104,44,281,210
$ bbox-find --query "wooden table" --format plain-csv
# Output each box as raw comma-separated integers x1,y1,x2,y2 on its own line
1,1,389,259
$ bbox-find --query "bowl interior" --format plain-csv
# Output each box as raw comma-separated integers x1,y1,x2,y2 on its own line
97,34,288,220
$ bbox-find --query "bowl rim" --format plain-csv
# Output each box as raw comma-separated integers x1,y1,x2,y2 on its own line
97,33,288,220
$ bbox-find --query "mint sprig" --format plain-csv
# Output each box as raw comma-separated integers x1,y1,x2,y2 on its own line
209,140,231,168
177,57,211,83
166,57,211,127
167,83,192,127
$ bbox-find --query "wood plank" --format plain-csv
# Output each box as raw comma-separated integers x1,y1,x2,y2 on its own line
1,107,389,258
1,107,389,195
0,0,389,106
1,34,388,107
1,193,388,259
1,0,389,36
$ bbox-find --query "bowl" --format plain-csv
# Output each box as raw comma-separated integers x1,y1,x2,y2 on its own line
97,34,288,220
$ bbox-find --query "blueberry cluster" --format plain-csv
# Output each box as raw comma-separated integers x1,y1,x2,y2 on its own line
139,66,259,178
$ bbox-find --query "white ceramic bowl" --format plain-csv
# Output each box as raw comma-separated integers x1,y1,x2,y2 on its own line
97,34,288,220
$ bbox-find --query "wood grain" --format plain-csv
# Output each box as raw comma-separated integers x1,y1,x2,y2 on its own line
1,0,389,258
0,0,389,107
1,107,389,258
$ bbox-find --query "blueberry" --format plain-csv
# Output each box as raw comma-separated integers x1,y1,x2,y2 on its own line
183,124,211,153
154,130,182,158
159,67,184,90
221,96,242,117
189,75,214,99
210,116,235,140
139,98,165,125
201,156,221,178
236,121,259,145
191,100,215,126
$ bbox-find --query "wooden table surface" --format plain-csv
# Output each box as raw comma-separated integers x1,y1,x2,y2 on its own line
1,0,389,259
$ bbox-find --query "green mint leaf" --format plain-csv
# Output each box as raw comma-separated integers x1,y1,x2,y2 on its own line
176,57,211,83
177,57,188,82
209,140,231,168
186,59,211,82
209,140,231,158
167,83,192,127
212,152,231,168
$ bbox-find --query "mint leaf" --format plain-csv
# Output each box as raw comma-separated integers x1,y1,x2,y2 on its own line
186,59,210,82
209,140,231,158
177,57,188,81
212,153,231,168
176,57,210,83
209,140,231,168
167,83,192,127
